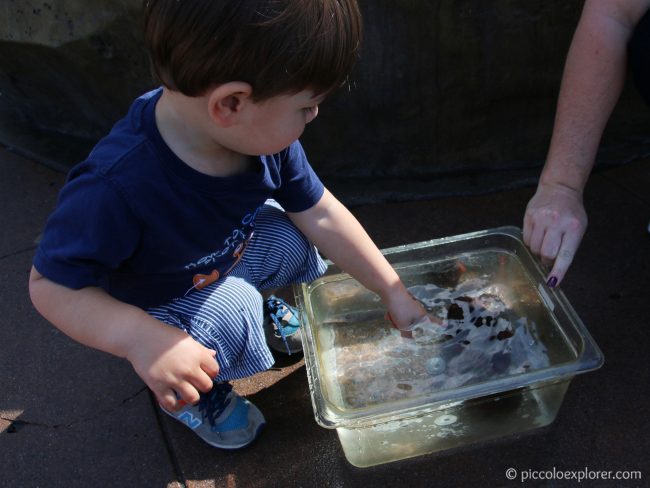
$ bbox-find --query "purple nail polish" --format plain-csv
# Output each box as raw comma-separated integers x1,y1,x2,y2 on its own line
547,276,558,288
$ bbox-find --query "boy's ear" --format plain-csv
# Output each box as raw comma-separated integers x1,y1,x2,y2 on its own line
206,82,253,127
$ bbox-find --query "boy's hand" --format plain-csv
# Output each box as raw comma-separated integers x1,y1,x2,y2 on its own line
125,323,219,412
385,288,431,338
27,272,218,411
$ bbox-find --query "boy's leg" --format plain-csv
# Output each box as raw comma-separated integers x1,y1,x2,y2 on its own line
148,276,271,449
145,202,326,446
149,275,273,382
234,202,328,291
149,202,325,383
230,202,328,352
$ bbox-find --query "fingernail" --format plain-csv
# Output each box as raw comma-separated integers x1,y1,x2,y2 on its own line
547,276,558,288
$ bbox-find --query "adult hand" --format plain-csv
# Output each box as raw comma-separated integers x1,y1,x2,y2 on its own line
523,182,587,287
126,322,219,411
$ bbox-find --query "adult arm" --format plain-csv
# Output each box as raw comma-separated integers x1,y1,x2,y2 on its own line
524,0,650,285
287,189,426,333
28,267,218,411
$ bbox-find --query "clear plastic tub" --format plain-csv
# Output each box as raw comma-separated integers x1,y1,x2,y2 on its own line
294,226,603,467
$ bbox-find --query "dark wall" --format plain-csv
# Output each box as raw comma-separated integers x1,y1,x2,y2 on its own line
0,1,152,170
1,1,649,204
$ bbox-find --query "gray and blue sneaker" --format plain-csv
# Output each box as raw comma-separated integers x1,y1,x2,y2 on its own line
264,295,303,355
162,382,265,449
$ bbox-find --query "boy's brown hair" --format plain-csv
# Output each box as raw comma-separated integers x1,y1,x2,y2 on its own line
143,0,362,101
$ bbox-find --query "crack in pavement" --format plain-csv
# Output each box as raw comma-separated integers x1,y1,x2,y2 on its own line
0,245,37,261
1,386,148,432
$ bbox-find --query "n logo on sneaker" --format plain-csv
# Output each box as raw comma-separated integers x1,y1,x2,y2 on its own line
178,411,202,430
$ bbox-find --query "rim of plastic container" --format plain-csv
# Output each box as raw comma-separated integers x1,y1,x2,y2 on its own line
295,226,605,429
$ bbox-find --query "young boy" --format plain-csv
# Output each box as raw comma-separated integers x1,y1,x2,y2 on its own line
28,0,425,450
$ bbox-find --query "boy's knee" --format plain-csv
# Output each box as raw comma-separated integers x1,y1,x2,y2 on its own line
241,204,323,287
199,278,264,329
256,203,292,228
256,204,312,251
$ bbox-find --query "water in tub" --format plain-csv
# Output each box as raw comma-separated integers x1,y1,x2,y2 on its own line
315,250,573,442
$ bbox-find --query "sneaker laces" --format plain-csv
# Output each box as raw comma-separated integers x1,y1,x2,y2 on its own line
198,383,233,427
266,297,299,355
271,310,290,354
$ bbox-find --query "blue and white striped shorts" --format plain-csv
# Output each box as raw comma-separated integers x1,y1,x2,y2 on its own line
147,203,327,382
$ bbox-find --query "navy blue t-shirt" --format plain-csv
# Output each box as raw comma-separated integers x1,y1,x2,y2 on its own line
34,89,324,308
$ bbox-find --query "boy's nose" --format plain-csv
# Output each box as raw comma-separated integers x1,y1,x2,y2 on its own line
306,105,319,123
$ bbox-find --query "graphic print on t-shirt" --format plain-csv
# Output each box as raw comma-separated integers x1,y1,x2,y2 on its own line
183,206,261,294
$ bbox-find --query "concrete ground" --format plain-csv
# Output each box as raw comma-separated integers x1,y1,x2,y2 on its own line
1,146,649,487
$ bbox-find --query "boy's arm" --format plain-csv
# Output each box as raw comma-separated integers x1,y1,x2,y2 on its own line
287,189,425,331
28,266,218,411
